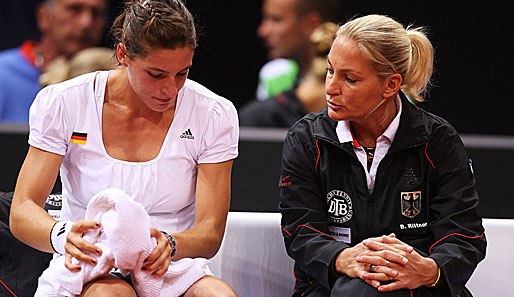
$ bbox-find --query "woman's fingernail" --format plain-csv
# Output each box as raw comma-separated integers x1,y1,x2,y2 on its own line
92,259,97,265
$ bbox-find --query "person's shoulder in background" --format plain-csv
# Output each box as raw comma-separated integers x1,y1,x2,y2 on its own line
239,89,305,128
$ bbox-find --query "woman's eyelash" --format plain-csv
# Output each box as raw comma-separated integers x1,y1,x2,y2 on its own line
148,72,163,78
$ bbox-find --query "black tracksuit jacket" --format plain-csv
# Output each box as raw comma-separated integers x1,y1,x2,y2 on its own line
279,94,486,296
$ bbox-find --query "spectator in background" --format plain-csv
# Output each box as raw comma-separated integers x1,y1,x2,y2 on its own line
255,0,341,101
0,0,107,123
240,22,338,128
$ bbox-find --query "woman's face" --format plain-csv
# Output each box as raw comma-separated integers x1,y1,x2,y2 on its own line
121,45,195,112
325,36,389,122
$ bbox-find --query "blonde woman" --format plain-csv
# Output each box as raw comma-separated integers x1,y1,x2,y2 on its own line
279,15,485,297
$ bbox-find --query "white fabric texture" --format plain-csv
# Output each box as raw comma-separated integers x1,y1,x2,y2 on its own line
28,70,239,234
35,188,210,297
50,220,73,255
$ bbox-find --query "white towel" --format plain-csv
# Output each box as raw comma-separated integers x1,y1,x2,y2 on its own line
35,188,211,297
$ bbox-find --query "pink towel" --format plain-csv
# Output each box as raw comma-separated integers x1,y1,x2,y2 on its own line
35,188,210,297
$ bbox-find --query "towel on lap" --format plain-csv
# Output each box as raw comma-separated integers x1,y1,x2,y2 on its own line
35,188,210,297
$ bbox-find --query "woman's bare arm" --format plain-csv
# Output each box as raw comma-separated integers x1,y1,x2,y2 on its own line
10,146,63,252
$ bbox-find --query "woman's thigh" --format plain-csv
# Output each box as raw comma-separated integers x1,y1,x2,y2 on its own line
297,277,452,297
331,277,432,297
293,284,331,297
183,275,237,297
79,274,137,297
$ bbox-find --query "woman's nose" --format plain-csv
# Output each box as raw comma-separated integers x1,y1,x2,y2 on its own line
161,78,177,98
325,75,340,97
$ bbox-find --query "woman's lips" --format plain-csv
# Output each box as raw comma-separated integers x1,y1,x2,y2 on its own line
154,96,173,104
326,99,342,110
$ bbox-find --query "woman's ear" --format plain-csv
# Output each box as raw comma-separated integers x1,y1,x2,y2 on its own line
383,73,402,98
116,43,129,67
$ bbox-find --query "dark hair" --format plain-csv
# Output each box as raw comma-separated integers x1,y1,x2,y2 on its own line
295,0,342,23
110,0,197,57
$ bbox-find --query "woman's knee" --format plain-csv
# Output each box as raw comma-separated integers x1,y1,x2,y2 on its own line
79,276,137,297
184,275,238,297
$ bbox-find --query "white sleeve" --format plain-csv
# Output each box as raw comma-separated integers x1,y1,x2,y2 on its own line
198,98,239,164
28,86,69,156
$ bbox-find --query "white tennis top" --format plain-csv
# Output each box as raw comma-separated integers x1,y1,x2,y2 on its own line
29,71,239,233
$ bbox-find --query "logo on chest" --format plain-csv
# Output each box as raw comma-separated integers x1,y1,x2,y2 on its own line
180,129,195,140
327,189,353,223
401,191,421,218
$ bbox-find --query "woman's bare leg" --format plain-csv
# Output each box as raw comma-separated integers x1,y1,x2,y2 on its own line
79,274,137,297
183,275,238,297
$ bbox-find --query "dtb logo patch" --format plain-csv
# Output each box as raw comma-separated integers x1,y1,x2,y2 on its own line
401,191,421,218
327,190,353,223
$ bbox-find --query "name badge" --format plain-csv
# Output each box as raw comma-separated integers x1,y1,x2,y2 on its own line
328,226,351,243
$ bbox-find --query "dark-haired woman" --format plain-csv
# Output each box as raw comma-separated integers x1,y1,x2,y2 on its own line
10,0,238,296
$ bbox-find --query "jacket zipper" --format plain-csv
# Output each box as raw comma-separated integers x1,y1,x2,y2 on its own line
315,135,375,236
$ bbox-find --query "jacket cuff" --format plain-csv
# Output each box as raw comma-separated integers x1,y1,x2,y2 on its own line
324,246,347,288
328,253,343,286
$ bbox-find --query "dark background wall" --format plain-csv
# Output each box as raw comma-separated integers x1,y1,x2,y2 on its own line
2,1,514,135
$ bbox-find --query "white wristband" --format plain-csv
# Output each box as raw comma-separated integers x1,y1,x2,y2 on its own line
50,220,73,254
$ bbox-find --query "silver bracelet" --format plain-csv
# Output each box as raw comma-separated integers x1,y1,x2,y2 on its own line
160,231,177,259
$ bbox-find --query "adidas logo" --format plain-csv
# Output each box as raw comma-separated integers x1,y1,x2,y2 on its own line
180,129,195,140
57,222,67,237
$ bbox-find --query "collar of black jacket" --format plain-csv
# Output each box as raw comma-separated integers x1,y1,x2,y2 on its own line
310,92,430,153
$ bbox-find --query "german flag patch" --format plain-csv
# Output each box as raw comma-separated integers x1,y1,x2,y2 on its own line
70,132,87,144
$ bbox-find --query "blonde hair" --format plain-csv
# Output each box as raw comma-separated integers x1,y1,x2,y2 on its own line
40,47,118,87
309,22,338,80
337,15,434,102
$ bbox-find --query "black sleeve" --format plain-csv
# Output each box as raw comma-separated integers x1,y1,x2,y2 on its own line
426,127,487,296
0,192,54,297
279,123,348,290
